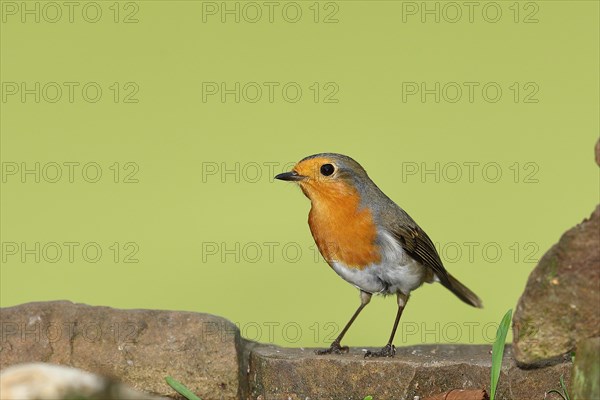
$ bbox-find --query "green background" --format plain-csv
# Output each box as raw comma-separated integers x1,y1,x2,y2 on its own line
1,0,598,348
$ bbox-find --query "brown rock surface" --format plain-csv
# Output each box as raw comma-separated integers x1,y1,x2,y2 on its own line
246,344,571,400
423,389,489,400
0,301,242,399
512,206,600,366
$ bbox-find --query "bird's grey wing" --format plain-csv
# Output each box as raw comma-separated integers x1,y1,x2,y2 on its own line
387,215,451,286
379,204,483,308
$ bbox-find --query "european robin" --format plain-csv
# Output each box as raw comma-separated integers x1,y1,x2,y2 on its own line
275,153,483,357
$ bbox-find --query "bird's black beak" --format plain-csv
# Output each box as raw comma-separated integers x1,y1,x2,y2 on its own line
275,171,305,182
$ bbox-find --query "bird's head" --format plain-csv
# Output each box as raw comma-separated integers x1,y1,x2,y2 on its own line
275,153,370,202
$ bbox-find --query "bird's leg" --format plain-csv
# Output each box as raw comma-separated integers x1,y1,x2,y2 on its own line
316,291,372,355
365,293,409,358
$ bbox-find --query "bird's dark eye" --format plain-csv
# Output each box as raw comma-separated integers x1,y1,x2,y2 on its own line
320,164,335,176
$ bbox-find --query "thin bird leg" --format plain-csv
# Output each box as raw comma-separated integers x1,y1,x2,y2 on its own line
316,291,372,355
365,293,409,358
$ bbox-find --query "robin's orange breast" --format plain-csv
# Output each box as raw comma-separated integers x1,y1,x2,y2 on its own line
307,184,381,270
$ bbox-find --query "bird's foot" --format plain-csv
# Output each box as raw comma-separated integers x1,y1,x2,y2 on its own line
364,343,396,358
315,341,349,355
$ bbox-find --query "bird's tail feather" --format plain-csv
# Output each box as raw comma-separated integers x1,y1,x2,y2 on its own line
442,273,483,308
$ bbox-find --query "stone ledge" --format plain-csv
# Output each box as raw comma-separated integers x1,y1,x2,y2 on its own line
0,302,575,400
0,300,242,399
245,343,572,400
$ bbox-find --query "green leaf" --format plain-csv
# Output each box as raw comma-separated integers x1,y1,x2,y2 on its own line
165,376,202,400
546,389,567,400
559,374,571,400
363,397,373,400
544,374,571,400
490,309,512,400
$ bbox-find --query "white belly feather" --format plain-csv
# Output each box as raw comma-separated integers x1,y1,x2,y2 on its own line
330,230,429,295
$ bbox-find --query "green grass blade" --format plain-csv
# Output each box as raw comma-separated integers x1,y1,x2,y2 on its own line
560,375,570,400
165,376,202,400
490,309,512,400
546,389,567,400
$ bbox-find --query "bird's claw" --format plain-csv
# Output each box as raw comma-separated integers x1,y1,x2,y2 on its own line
364,343,396,358
315,341,349,355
